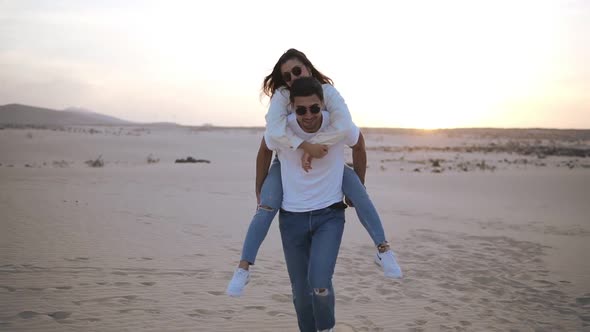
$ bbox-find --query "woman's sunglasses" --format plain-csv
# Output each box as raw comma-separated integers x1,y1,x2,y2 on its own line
282,66,302,83
295,104,321,116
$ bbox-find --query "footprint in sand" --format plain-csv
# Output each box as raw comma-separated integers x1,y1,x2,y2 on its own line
375,285,395,295
336,295,353,302
54,286,73,290
79,318,101,322
187,309,213,317
244,305,266,311
333,323,357,332
354,315,379,330
0,285,16,292
17,311,41,319
119,308,160,314
354,296,371,304
533,279,556,287
73,295,142,306
266,310,293,317
206,291,224,296
48,311,72,320
64,257,89,262
271,293,292,303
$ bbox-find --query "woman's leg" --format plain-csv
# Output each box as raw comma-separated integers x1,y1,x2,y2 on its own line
342,166,402,279
227,158,283,297
240,158,283,265
341,165,386,246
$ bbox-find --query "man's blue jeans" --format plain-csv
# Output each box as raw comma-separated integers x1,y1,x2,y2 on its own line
240,158,386,264
279,205,345,332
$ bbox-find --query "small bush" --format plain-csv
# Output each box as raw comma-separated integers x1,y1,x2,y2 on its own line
85,155,104,167
53,160,70,168
175,156,210,163
147,154,160,164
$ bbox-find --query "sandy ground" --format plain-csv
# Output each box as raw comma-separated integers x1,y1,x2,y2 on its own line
0,126,589,331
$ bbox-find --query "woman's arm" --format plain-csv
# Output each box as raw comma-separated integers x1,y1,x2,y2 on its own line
264,88,305,151
307,84,354,145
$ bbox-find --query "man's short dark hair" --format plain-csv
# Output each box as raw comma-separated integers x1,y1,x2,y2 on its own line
289,77,324,104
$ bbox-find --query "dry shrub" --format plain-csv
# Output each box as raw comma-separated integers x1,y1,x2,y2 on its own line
147,154,160,164
53,160,70,168
85,155,104,167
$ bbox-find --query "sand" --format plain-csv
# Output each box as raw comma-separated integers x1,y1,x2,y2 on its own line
0,125,589,331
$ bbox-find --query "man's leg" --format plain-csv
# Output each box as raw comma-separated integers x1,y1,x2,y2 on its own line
308,208,345,331
279,210,316,332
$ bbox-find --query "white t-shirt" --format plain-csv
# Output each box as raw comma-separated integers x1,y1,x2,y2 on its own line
265,111,360,212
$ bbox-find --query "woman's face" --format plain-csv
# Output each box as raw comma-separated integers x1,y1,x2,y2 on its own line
280,58,311,87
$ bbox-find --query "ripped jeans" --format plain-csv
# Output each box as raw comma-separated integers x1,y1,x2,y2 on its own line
279,205,345,332
240,158,386,264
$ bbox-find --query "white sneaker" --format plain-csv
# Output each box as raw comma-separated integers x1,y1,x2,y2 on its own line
226,268,250,297
374,250,403,279
318,329,333,332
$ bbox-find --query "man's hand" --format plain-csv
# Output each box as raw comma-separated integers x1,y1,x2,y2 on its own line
301,152,313,172
301,142,329,158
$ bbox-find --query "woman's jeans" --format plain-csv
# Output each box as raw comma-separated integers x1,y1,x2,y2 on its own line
279,205,345,332
240,158,387,264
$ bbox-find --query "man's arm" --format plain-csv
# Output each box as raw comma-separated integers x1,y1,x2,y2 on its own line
255,136,274,204
351,132,366,185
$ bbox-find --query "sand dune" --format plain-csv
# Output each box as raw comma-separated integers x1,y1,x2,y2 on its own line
0,125,589,331
0,104,134,127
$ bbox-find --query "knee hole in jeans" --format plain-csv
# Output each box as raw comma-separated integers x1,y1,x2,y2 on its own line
258,205,275,212
314,288,329,296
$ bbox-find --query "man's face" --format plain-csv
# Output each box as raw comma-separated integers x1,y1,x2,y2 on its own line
294,94,323,133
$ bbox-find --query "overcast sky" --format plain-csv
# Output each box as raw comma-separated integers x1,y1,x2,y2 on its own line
1,0,588,128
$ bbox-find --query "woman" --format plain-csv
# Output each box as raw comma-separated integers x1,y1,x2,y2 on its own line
227,49,401,297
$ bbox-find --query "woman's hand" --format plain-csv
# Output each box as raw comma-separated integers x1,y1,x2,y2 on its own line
301,152,313,172
301,142,329,158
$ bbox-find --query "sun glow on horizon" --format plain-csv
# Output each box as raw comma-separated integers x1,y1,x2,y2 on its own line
0,1,588,129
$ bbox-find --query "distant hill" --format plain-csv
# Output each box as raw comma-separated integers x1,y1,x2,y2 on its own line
0,104,135,126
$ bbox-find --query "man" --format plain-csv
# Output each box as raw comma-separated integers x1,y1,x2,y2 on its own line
261,77,366,332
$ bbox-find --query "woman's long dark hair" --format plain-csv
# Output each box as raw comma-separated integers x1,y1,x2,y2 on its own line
262,48,334,97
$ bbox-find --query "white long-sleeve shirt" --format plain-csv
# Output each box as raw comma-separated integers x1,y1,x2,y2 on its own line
264,84,353,150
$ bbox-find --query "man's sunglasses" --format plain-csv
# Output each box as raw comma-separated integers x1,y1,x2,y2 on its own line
282,66,302,83
295,104,321,116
